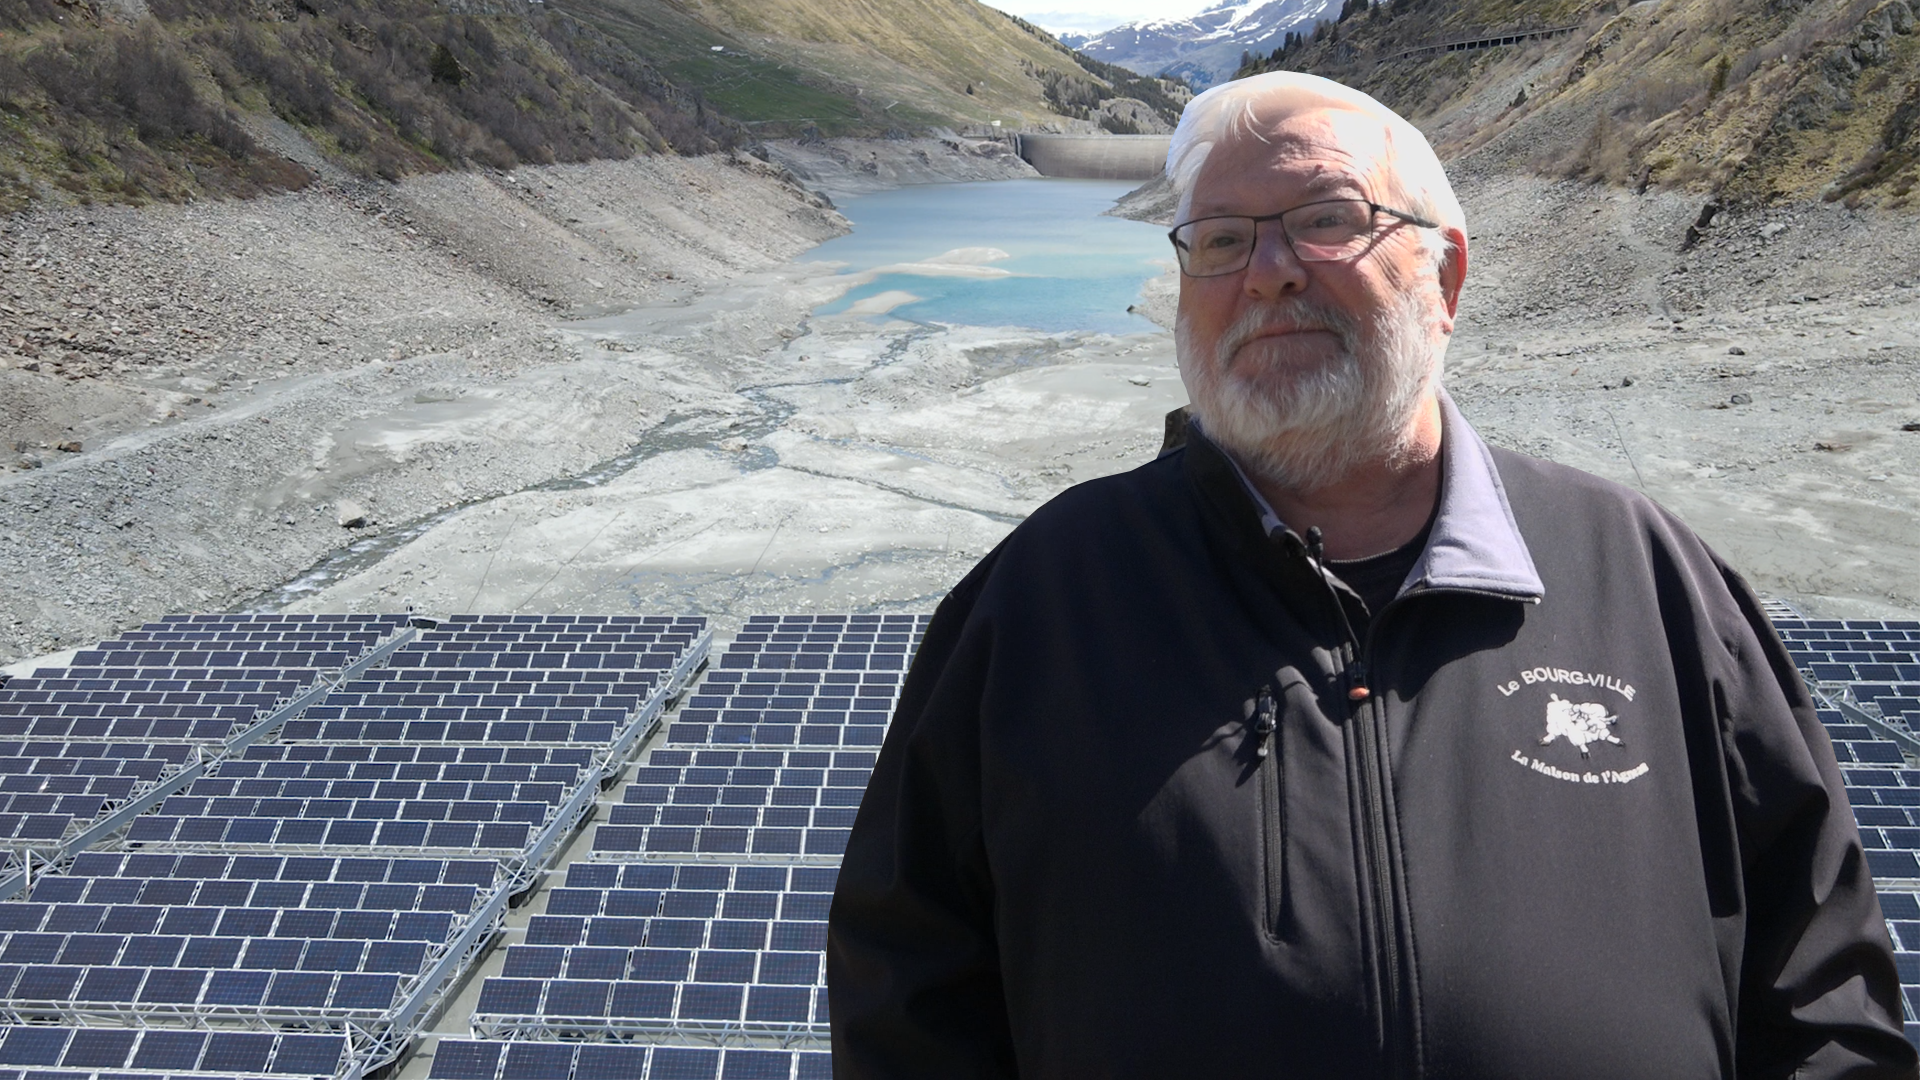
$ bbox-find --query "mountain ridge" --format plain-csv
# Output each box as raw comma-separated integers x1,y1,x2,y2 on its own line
1073,0,1335,87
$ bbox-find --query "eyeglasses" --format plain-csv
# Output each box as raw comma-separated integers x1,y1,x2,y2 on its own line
1168,199,1439,277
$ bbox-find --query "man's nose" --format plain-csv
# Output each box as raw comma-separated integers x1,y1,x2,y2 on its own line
1244,220,1309,298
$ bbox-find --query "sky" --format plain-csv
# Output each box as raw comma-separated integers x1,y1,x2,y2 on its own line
978,0,1209,37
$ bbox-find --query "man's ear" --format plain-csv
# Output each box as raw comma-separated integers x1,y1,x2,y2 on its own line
1437,226,1467,319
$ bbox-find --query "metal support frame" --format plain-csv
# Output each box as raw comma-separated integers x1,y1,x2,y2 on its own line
2,995,393,1028
57,759,212,858
586,848,845,866
0,750,215,901
0,880,513,1080
599,630,713,770
467,1011,827,1050
1819,687,1920,759
224,627,420,754
367,877,515,1073
505,772,604,888
107,837,536,858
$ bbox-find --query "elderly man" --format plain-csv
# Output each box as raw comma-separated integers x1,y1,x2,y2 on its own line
826,72,1916,1077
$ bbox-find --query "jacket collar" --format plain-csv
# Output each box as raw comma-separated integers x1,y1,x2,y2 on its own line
1413,390,1543,601
1185,389,1543,604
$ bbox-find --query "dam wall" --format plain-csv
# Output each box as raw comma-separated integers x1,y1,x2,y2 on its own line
1014,134,1171,181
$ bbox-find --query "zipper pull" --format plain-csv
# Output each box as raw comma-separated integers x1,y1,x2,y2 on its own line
1347,660,1371,703
1253,684,1277,759
1305,527,1373,707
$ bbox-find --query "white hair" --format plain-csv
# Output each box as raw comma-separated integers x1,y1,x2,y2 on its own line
1165,72,1463,263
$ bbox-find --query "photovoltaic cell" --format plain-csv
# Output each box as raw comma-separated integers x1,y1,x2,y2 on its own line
0,1028,69,1066
270,1034,346,1076
501,1042,575,1080
431,1040,505,1080
130,1030,205,1071
201,1032,275,1073
59,1029,135,1070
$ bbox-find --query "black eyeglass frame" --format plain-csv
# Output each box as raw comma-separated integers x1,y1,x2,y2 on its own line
1167,199,1441,277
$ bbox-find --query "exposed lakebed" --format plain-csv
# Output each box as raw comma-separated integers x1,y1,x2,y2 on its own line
265,179,1184,628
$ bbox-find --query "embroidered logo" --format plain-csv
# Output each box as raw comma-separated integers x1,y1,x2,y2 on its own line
1539,694,1621,757
1499,664,1649,787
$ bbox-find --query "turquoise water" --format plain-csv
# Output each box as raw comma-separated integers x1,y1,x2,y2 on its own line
802,179,1170,334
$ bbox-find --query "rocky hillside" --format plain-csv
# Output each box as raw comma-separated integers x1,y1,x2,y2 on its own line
0,0,1183,213
0,0,735,213
1235,0,1919,208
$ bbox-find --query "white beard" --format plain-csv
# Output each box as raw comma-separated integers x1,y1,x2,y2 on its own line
1175,286,1446,493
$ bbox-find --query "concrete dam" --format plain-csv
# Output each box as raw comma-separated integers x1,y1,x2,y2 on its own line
1014,134,1171,181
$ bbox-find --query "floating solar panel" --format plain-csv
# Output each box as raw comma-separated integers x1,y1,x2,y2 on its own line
266,617,708,750
0,852,503,1022
233,743,593,781
454,620,904,1065
480,845,839,1038
591,749,873,862
718,614,928,674
429,1039,831,1080
1778,620,1920,733
0,1025,346,1078
112,619,709,867
665,671,904,749
0,611,728,1080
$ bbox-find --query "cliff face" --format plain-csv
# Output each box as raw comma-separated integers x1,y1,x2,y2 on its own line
1235,0,1920,208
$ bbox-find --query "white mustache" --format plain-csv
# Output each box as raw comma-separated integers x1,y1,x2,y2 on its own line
1216,300,1360,365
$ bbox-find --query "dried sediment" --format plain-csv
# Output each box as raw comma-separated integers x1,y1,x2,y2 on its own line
0,135,1058,665
0,151,847,663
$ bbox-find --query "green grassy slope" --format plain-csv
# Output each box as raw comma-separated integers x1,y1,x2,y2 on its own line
558,0,890,134
676,0,1110,129
0,0,734,212
565,0,1185,135
0,0,1187,213
1237,0,1920,208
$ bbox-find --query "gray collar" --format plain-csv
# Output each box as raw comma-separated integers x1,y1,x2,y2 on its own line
1413,390,1543,601
1205,390,1544,603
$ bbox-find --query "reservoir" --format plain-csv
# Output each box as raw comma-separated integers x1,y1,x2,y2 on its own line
803,178,1170,334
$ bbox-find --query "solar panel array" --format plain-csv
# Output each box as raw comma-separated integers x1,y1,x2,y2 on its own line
441,614,927,1080
0,613,710,1080
0,616,407,863
1774,617,1920,1047
16,605,1917,1074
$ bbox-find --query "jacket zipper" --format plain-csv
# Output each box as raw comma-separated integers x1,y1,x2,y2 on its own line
1304,528,1411,1078
1350,630,1405,1077
1254,685,1284,934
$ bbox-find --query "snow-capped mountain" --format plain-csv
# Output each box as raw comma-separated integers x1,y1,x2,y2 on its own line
1071,0,1334,88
